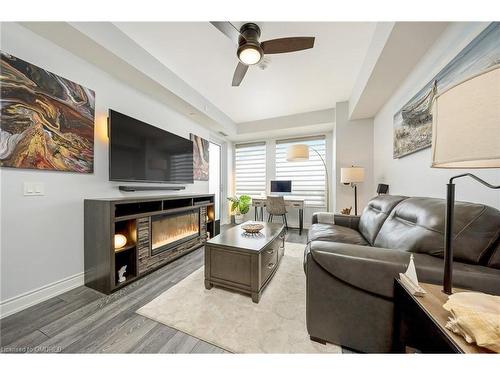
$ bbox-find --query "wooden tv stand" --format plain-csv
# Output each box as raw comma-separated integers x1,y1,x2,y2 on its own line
84,194,216,294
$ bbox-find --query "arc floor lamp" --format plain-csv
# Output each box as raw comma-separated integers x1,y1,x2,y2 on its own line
431,65,500,294
287,144,330,210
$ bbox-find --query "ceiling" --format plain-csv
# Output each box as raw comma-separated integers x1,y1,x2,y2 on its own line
115,22,377,123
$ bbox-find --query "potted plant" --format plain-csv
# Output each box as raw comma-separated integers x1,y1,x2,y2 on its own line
227,195,251,224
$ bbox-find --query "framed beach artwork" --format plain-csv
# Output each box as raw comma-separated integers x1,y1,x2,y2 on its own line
190,133,209,181
393,22,500,159
0,52,95,172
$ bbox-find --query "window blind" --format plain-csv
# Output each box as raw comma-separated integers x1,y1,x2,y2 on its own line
234,142,266,197
275,136,327,207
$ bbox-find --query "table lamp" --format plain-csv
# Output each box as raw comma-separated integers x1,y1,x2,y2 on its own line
431,65,500,294
287,144,330,210
340,166,365,215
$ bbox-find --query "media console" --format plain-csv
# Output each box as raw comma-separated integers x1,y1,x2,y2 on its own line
84,194,216,294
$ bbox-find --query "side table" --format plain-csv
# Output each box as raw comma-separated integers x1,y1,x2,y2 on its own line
392,278,491,353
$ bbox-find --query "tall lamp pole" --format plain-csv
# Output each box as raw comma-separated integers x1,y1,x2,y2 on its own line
287,144,330,211
310,147,329,212
431,66,500,294
443,174,499,294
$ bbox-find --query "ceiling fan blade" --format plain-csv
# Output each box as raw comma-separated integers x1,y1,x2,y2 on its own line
232,62,249,86
261,37,315,54
210,21,244,45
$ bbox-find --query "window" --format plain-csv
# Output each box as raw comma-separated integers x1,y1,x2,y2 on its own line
275,136,327,207
208,142,221,220
234,142,266,197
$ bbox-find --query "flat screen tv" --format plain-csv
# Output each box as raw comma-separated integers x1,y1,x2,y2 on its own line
109,110,194,183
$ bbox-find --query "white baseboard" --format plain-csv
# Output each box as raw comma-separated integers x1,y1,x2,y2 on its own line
0,272,84,319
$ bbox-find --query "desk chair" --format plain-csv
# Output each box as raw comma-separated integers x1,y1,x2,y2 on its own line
266,196,288,230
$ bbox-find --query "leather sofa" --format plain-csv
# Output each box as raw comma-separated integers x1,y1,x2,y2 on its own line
304,195,500,353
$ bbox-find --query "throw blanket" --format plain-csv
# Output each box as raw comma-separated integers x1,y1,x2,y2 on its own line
443,292,500,353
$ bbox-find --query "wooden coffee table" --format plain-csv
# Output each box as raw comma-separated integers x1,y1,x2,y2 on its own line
204,222,285,303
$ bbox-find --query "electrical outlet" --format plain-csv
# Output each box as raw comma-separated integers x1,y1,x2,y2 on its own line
24,182,45,196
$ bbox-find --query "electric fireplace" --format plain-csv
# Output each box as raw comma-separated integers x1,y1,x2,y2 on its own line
151,209,200,256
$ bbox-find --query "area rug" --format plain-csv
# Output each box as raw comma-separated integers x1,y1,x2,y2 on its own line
137,242,341,353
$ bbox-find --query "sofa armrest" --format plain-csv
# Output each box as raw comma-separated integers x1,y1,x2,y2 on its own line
309,241,408,298
311,212,335,225
312,212,360,229
333,214,360,229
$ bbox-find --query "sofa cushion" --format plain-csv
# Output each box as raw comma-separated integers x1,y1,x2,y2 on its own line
308,223,368,246
374,197,500,265
358,195,407,245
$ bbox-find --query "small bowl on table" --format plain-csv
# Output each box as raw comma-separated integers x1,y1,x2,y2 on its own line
241,223,264,234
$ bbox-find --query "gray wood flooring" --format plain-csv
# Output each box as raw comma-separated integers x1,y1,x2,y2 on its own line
1,226,342,354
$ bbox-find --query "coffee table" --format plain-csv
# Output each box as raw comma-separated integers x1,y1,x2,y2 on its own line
204,222,285,303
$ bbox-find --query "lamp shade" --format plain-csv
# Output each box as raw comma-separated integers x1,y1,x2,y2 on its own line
431,66,500,168
287,144,310,161
341,167,365,183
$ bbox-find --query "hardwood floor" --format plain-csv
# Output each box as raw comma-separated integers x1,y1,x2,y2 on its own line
0,226,310,354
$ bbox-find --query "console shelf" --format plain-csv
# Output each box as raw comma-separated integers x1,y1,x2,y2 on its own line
114,244,136,253
84,194,217,294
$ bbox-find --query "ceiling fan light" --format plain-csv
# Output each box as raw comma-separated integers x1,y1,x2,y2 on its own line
238,45,262,65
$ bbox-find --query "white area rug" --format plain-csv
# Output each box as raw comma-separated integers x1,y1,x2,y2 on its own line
137,242,341,353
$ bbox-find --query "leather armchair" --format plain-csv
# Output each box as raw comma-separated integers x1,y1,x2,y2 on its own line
305,195,500,353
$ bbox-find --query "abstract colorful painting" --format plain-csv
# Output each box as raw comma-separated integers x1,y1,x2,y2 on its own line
0,52,95,172
393,22,500,159
190,133,209,181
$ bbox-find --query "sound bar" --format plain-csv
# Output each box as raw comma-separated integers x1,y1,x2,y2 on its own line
119,185,186,192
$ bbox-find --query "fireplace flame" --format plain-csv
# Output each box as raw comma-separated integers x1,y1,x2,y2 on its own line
152,212,199,250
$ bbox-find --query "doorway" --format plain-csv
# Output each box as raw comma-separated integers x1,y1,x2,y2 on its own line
209,141,222,236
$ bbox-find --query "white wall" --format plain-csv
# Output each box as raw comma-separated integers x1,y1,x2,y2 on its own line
373,22,500,208
334,102,374,214
0,23,218,312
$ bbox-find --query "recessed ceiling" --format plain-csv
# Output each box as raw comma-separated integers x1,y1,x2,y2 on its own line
115,22,376,123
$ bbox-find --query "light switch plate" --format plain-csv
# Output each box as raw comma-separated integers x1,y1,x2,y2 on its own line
34,182,44,195
24,182,45,196
24,183,32,195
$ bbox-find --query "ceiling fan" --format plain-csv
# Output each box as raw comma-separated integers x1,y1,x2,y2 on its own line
210,22,315,86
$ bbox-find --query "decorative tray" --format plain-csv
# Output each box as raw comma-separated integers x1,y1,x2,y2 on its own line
241,223,264,233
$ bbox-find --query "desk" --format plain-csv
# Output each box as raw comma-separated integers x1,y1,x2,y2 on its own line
251,197,304,235
393,279,491,353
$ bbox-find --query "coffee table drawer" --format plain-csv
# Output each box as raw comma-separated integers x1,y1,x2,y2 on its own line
261,244,278,283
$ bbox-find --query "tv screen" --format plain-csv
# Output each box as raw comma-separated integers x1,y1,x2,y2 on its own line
270,180,292,193
109,110,194,183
